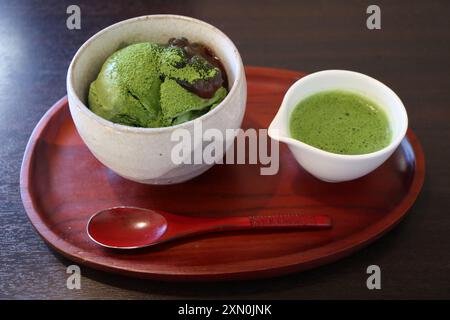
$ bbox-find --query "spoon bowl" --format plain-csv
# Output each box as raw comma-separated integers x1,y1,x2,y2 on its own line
87,207,168,249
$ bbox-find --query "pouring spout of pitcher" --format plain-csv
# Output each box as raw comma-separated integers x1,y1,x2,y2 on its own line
268,102,297,146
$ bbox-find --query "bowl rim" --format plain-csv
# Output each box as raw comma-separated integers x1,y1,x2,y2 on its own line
268,69,409,160
67,14,244,134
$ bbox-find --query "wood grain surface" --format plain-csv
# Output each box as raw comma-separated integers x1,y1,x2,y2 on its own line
1,0,449,299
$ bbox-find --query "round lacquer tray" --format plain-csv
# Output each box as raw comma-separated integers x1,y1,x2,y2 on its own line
20,66,425,281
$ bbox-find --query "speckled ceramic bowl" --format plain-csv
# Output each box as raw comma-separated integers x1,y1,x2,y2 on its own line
67,15,246,184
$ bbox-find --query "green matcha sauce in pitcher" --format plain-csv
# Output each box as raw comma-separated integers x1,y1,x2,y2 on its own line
289,90,392,155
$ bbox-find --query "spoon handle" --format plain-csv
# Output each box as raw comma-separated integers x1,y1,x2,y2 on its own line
161,213,332,244
248,214,331,229
167,214,332,239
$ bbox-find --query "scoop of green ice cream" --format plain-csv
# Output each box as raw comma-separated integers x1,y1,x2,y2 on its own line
88,42,227,128
161,79,226,122
88,43,164,127
160,46,219,84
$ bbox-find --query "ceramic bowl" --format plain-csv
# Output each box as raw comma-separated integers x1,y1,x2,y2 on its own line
67,15,246,184
268,70,408,182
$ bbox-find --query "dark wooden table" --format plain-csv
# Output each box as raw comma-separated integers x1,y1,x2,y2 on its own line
1,0,449,299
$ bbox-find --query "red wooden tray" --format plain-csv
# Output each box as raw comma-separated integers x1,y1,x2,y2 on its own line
20,66,425,281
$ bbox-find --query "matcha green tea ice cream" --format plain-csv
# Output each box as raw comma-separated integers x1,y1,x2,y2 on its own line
88,38,228,128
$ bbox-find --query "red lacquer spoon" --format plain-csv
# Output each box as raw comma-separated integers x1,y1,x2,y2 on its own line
87,206,332,249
